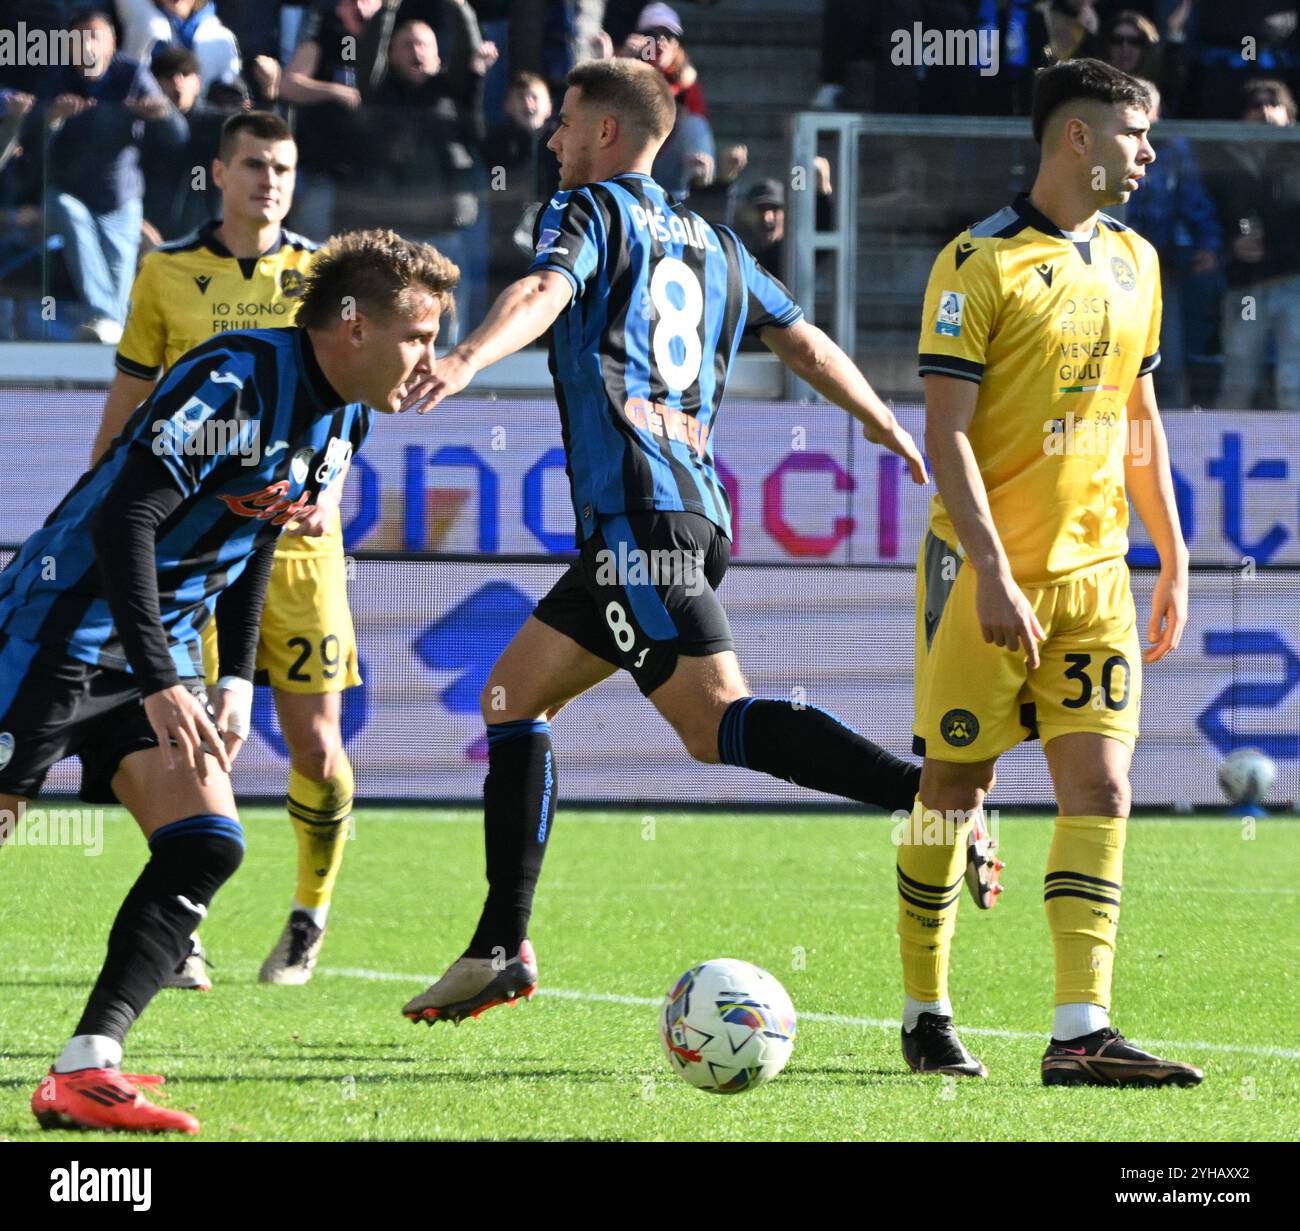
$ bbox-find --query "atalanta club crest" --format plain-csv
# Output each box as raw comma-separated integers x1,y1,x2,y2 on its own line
0,731,14,771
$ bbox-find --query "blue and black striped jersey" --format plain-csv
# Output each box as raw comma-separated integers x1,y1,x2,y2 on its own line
528,171,803,541
0,327,371,678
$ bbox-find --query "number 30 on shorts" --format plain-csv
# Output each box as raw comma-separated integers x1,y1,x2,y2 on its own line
1061,652,1131,711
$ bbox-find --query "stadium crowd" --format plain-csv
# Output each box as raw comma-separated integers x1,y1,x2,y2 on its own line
0,0,1297,406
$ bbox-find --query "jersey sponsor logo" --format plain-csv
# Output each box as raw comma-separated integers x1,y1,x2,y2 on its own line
1110,255,1136,292
955,241,976,269
623,396,711,456
0,731,13,771
1034,262,1054,287
218,479,317,526
940,708,979,747
194,274,212,295
280,268,305,297
627,203,719,252
936,290,965,336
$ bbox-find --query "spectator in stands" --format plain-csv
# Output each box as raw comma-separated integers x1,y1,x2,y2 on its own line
336,13,490,334
114,1,249,94
1208,77,1300,408
485,71,559,301
621,6,713,198
631,4,707,115
41,9,185,339
1084,8,1192,115
282,0,388,239
1122,80,1222,407
141,45,236,242
735,178,787,273
733,159,833,279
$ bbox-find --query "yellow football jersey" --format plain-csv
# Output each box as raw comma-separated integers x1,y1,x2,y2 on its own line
917,193,1162,585
116,220,341,558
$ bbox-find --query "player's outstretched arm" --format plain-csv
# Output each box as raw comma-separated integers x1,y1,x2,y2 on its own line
402,271,574,414
924,374,1045,668
760,320,928,484
1125,373,1188,663
91,370,157,465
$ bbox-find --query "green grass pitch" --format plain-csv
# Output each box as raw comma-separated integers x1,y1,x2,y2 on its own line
2,807,1296,1141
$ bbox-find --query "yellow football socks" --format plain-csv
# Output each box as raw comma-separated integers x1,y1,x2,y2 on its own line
1044,814,1126,1008
896,797,972,1004
287,759,354,913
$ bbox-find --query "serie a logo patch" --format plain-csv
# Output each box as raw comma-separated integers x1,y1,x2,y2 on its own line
936,290,965,336
940,708,979,746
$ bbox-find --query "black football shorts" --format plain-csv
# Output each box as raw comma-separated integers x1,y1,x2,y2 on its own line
532,510,735,696
0,631,214,803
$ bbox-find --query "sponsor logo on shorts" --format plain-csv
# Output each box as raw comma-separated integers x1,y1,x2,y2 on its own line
0,730,13,771
940,708,979,747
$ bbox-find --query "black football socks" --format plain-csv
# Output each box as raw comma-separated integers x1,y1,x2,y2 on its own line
466,720,556,959
74,815,244,1045
717,697,920,812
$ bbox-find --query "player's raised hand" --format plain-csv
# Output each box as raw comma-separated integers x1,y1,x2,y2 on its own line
975,569,1046,670
402,350,479,414
1144,567,1188,663
144,685,232,780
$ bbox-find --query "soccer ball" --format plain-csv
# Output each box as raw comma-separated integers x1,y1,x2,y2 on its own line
1218,747,1276,806
660,959,797,1093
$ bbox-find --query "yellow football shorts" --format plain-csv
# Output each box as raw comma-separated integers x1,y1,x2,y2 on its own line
202,551,361,694
913,532,1142,762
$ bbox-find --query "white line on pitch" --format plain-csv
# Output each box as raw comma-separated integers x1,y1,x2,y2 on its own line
322,967,1300,1062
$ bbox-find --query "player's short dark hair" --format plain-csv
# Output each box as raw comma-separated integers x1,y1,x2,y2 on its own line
218,110,294,162
150,45,201,79
295,229,460,329
566,57,675,144
1031,58,1152,145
